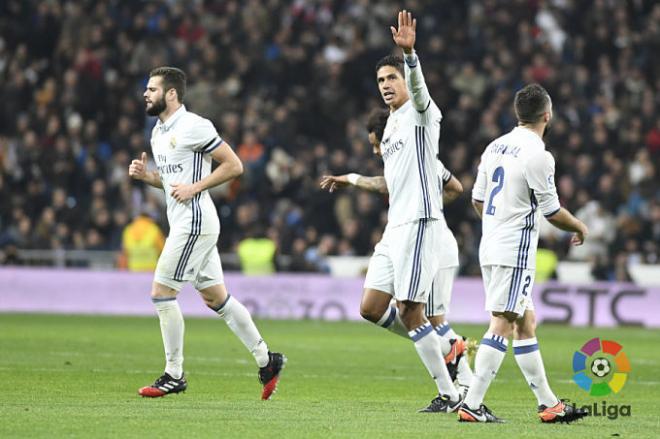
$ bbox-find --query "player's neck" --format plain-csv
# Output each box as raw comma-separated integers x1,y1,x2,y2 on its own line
158,103,183,123
389,96,409,112
518,123,545,139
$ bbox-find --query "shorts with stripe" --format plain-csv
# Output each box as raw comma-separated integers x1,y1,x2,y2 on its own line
154,232,224,291
481,265,535,316
425,266,457,316
364,219,441,304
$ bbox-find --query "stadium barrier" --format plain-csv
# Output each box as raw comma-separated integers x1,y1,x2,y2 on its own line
1,267,658,327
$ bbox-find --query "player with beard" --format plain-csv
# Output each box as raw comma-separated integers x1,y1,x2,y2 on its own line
129,66,285,399
458,84,589,423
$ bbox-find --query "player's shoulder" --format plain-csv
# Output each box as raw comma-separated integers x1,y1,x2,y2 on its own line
181,110,213,128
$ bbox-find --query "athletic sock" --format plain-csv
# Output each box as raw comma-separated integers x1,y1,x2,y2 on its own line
513,338,559,407
409,323,459,400
153,297,184,380
463,332,508,409
435,322,458,340
213,295,269,367
432,323,459,357
435,322,474,387
376,305,408,339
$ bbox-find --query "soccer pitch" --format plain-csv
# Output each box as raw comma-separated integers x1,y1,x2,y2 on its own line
1,314,658,438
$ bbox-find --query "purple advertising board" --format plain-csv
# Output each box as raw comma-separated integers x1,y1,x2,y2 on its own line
0,267,658,327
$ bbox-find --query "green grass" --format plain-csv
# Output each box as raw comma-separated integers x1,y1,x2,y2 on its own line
1,314,658,438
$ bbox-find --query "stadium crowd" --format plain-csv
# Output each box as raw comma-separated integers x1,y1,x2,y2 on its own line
0,0,658,278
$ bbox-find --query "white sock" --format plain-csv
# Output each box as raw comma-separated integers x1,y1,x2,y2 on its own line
433,323,460,357
409,323,459,400
513,338,559,407
435,322,459,340
376,305,408,339
435,322,473,386
457,355,474,387
153,297,184,379
463,332,508,409
215,295,269,367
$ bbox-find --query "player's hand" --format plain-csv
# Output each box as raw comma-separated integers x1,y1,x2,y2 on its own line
129,152,148,180
320,175,350,193
571,222,589,246
391,10,416,54
170,183,199,203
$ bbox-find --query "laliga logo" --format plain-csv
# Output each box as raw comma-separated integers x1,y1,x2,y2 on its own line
572,337,631,396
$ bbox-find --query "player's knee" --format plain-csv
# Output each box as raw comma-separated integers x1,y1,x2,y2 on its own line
359,303,382,323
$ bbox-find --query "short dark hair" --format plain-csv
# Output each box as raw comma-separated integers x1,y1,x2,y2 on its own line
514,83,551,124
366,108,389,141
149,66,186,103
375,55,404,77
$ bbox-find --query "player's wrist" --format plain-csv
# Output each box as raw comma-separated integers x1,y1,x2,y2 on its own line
346,173,361,185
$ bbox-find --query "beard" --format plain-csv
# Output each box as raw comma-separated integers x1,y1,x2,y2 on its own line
146,96,166,116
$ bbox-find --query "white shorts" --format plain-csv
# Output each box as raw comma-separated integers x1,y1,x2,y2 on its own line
481,265,535,316
155,233,224,291
364,219,442,303
425,266,458,316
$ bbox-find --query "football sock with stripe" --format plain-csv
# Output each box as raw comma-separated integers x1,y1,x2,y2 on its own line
376,305,409,339
435,322,474,387
513,338,559,407
213,295,269,368
153,297,185,380
410,323,459,400
464,332,508,409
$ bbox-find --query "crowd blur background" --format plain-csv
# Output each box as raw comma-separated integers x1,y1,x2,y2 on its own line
0,0,658,280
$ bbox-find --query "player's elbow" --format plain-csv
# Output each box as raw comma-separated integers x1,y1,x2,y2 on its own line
233,158,244,178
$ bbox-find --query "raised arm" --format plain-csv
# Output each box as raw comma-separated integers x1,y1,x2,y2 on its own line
391,10,431,112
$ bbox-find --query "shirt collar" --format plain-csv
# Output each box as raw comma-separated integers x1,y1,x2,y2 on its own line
514,125,545,145
156,105,186,132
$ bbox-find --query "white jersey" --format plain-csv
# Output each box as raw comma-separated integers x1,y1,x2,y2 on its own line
473,126,561,269
436,160,459,269
381,53,443,227
150,105,223,235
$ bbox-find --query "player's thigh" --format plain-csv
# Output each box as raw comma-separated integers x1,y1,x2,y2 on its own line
482,265,535,317
513,309,537,339
426,266,457,318
154,233,194,292
194,244,225,291
364,237,394,297
391,219,441,304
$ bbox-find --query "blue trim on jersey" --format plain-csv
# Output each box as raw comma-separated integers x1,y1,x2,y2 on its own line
415,126,431,217
173,152,204,280
544,207,560,218
407,219,426,301
410,323,433,342
481,337,507,352
426,281,435,316
506,190,538,311
514,343,539,355
204,137,222,154
381,306,397,328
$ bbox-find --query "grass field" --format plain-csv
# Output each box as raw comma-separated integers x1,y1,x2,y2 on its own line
1,314,658,438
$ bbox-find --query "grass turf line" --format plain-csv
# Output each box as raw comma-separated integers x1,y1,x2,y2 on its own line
0,314,658,438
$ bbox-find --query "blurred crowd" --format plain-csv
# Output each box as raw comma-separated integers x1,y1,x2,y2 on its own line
0,0,658,279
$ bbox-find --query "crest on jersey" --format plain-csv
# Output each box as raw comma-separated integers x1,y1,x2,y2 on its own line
170,136,176,149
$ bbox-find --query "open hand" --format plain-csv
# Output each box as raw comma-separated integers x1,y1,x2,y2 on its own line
390,10,416,53
320,175,350,193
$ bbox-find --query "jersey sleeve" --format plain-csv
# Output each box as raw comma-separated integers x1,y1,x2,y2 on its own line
437,159,452,184
189,118,224,154
525,150,561,217
404,52,432,113
472,153,487,203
